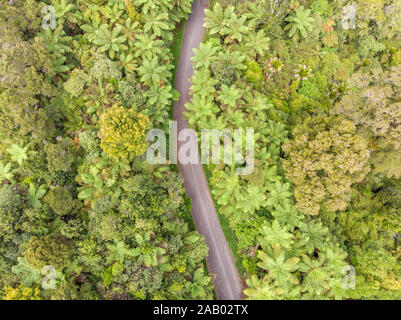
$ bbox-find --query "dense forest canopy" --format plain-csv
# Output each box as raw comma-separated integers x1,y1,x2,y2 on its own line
185,0,401,300
1,0,401,300
0,0,213,300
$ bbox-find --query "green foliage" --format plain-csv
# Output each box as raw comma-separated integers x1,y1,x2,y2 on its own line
283,116,371,215
3,0,400,301
284,6,315,39
49,281,80,300
2,285,42,300
11,257,40,288
333,66,401,178
358,35,386,58
0,161,17,183
0,1,55,142
188,0,401,300
143,11,173,38
336,181,401,299
245,61,263,83
0,184,25,243
64,69,90,98
44,187,74,216
250,225,348,300
45,139,75,173
191,42,218,69
24,234,71,271
245,30,270,57
90,55,122,81
106,241,139,264
185,267,213,299
0,0,212,301
310,0,331,17
137,56,173,86
99,106,150,162
92,24,129,59
27,184,47,209
7,144,28,166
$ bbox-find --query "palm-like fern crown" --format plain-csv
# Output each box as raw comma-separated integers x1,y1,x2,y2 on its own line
284,6,315,39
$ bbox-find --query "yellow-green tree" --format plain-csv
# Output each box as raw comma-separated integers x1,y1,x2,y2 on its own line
2,285,42,300
333,66,401,178
99,106,150,162
282,116,371,215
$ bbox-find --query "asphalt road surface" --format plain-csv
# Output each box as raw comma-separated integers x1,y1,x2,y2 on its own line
173,0,244,300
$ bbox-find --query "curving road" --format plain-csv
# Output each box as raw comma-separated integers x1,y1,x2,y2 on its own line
173,0,244,300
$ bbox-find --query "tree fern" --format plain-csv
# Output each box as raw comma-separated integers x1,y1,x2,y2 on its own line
284,6,315,39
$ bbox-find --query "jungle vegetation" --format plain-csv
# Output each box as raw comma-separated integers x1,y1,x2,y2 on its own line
1,0,401,301
185,0,401,300
0,0,213,300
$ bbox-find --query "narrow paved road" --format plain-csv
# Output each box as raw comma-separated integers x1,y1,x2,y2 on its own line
173,0,244,300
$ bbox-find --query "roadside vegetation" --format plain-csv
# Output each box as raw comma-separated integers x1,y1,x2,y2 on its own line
1,0,401,301
0,0,214,300
185,0,401,299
